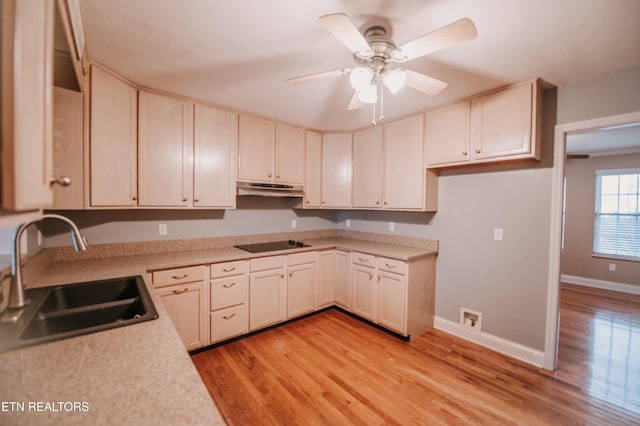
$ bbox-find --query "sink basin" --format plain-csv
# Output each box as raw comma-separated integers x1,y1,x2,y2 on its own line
0,276,158,352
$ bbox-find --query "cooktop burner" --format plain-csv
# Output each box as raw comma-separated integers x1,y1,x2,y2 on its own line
234,240,311,254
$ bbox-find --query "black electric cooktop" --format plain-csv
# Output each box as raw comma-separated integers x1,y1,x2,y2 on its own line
234,240,311,253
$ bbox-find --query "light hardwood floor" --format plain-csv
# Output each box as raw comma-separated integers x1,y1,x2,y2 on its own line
192,286,640,425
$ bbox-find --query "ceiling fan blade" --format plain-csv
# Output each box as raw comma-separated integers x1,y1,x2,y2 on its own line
394,18,477,62
319,13,373,58
348,91,364,110
405,70,447,96
287,68,350,85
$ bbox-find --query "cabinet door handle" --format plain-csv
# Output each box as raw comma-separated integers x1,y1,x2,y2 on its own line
132,196,138,201
385,263,396,269
368,272,373,280
222,313,236,320
358,257,368,263
268,174,273,178
280,274,285,278
223,282,236,288
377,275,382,281
462,151,468,155
171,274,188,280
50,176,71,187
475,148,481,153
276,175,280,179
288,272,293,277
222,267,236,272
194,198,200,202
182,197,188,202
172,288,188,295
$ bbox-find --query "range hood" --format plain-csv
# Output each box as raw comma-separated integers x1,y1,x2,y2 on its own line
236,181,304,197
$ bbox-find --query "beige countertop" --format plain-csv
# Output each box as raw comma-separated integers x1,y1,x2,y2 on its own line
0,233,437,425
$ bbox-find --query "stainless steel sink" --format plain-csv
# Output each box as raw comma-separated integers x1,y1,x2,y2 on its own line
0,276,158,352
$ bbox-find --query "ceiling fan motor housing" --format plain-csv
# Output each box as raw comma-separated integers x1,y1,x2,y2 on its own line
354,26,397,76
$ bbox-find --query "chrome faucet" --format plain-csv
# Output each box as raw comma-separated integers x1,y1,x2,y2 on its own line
7,214,88,310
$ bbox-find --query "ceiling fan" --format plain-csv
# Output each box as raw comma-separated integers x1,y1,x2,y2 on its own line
287,13,477,116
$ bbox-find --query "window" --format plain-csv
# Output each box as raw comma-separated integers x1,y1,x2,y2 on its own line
593,169,640,261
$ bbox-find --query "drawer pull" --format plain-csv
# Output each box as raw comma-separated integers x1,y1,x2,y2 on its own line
358,257,368,263
377,275,382,281
223,282,236,288
171,274,188,280
385,263,396,269
368,272,373,280
172,288,188,295
222,313,236,320
222,267,236,272
289,272,293,277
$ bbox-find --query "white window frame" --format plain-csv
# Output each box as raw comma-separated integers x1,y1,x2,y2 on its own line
593,168,640,262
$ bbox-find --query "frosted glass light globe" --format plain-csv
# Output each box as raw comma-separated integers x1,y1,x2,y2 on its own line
350,67,373,91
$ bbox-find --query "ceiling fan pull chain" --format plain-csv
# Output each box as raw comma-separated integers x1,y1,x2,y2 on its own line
379,83,385,122
372,99,377,126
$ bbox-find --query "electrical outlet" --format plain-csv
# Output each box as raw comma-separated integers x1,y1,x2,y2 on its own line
609,263,616,272
291,219,297,229
159,223,167,236
346,219,351,228
494,228,503,241
460,308,482,332
389,222,395,231
37,230,42,247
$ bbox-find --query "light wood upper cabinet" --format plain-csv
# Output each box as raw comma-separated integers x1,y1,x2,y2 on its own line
352,127,383,208
322,133,352,208
138,90,193,207
304,131,322,208
275,123,305,184
425,100,471,166
238,115,305,185
383,114,435,210
193,104,237,208
89,65,138,207
51,87,84,209
238,114,275,182
471,81,539,160
426,79,541,168
1,0,55,211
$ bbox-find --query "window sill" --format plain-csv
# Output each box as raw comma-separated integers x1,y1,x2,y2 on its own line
592,252,640,263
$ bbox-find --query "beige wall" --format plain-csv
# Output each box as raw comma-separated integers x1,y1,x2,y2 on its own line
562,153,640,286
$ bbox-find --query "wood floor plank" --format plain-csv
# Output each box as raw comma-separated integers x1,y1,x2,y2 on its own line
193,288,640,425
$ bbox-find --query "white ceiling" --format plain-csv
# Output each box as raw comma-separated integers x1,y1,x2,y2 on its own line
81,0,640,131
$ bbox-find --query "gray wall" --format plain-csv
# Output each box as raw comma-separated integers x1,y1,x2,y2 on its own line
562,153,640,285
44,197,337,246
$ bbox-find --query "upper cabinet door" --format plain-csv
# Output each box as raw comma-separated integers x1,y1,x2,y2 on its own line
304,131,322,208
89,66,138,207
322,133,352,208
193,104,237,208
275,123,305,184
383,114,427,210
138,91,193,207
471,81,535,160
425,101,471,167
352,127,383,208
1,0,55,211
238,114,275,182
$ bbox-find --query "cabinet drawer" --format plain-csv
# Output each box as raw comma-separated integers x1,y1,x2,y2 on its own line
152,265,206,288
352,252,376,267
288,251,317,266
377,257,406,275
210,304,248,343
210,275,247,310
250,255,286,272
211,260,247,278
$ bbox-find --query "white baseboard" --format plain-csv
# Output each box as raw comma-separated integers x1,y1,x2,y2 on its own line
561,274,640,295
433,316,545,368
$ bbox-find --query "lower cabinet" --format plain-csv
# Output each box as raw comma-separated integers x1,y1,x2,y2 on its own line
334,250,351,310
287,252,317,319
249,256,286,331
152,265,208,351
351,253,377,321
350,252,436,337
210,260,248,343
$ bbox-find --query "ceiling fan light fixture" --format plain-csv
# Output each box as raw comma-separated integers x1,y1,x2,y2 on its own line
349,67,373,91
357,83,378,104
383,69,406,94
